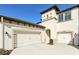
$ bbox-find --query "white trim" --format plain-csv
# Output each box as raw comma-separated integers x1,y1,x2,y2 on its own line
1,17,5,49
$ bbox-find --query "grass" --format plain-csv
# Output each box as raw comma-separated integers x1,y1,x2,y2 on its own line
0,49,12,55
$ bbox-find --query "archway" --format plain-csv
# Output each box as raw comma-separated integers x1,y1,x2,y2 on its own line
46,29,51,39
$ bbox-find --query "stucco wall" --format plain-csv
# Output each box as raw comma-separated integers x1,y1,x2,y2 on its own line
41,9,57,21
40,19,57,43
40,9,58,43
57,7,79,45
40,7,79,45
4,24,13,50
0,23,3,48
3,23,44,50
57,8,78,33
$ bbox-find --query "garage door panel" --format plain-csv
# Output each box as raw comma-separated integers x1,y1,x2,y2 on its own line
57,33,71,44
17,32,41,47
17,34,29,47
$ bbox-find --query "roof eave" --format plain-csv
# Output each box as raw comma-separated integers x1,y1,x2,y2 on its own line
57,4,79,14
40,5,60,14
0,15,45,28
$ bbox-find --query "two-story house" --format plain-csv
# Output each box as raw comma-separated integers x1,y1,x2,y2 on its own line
0,5,79,50
39,5,79,46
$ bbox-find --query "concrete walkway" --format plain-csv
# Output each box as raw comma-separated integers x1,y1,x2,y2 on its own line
10,43,79,55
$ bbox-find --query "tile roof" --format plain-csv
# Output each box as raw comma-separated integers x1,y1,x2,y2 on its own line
0,15,45,28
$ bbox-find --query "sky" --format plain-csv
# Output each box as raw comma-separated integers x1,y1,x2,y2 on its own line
0,4,75,23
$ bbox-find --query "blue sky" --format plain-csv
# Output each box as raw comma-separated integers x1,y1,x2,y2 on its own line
0,4,75,23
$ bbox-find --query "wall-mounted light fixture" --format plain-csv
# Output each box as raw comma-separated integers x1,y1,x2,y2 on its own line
5,32,11,38
6,32,8,34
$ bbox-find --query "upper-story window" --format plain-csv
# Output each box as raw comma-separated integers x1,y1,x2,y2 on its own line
58,11,71,22
65,11,71,20
50,13,52,15
43,15,45,17
50,13,52,18
42,15,45,18
59,14,63,22
47,15,49,19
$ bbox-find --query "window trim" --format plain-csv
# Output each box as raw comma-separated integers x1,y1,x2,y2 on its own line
58,11,71,22
58,13,63,22
65,11,71,21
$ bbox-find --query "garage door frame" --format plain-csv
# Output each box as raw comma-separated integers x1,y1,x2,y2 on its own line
57,31,73,44
13,30,42,49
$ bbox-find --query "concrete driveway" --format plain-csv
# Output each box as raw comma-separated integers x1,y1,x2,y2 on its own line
10,43,79,55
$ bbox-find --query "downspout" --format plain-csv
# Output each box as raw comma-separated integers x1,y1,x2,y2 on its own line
1,17,5,49
78,7,79,46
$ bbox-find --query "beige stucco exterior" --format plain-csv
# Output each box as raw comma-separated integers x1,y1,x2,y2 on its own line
39,7,79,45
0,17,45,50
0,23,3,48
0,5,79,50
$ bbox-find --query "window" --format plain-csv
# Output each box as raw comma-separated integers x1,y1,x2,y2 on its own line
50,13,52,15
59,14,63,22
42,15,45,18
65,11,71,20
47,15,49,19
58,11,71,22
50,13,52,18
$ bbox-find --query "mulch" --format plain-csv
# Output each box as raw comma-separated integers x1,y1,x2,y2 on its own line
0,49,12,55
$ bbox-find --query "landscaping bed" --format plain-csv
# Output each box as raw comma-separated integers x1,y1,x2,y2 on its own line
0,49,12,55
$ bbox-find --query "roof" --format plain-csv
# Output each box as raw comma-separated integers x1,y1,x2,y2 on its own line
36,21,41,24
0,15,45,28
57,4,79,14
40,5,60,14
40,4,79,14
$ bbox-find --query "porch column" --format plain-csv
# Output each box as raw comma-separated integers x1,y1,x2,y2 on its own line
1,17,4,49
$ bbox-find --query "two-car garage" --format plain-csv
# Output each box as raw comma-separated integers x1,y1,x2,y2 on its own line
13,29,42,48
17,32,41,47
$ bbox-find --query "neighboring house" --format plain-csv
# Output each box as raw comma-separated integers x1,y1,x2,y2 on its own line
39,5,79,46
0,15,45,50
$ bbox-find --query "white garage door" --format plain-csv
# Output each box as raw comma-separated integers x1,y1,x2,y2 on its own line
57,33,71,44
17,32,41,47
